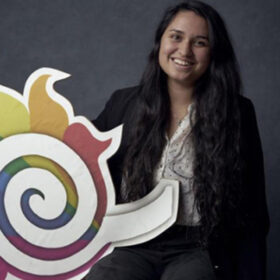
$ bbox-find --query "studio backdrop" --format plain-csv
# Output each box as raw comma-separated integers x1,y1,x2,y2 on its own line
0,0,279,279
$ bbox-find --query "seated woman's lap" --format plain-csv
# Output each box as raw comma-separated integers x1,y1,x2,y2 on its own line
85,247,158,280
85,246,216,280
160,248,216,280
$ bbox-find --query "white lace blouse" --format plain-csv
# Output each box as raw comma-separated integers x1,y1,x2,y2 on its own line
153,103,200,226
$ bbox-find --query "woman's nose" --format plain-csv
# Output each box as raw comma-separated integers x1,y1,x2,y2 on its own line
178,41,193,57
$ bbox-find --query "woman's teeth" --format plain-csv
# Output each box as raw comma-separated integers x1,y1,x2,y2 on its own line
173,58,193,66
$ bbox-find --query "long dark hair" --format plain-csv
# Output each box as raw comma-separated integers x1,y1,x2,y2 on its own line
121,0,244,241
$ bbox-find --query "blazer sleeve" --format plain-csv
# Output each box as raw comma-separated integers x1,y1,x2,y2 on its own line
236,98,270,280
91,86,139,198
92,86,138,131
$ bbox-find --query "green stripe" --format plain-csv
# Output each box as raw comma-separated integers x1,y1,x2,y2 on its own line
4,157,30,176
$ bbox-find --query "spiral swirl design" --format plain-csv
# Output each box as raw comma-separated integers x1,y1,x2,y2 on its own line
0,133,112,279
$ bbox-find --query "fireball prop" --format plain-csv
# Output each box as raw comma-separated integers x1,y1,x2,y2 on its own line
0,68,179,280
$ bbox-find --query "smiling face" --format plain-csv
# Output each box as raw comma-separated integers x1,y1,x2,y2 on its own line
159,11,211,89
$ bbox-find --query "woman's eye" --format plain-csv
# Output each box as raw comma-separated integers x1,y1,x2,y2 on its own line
170,34,181,41
194,40,208,47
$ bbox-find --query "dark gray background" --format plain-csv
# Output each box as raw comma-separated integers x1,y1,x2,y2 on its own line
0,0,279,279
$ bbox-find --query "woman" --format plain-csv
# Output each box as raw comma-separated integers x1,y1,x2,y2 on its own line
87,1,269,279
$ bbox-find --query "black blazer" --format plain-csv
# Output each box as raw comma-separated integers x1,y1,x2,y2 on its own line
93,86,269,280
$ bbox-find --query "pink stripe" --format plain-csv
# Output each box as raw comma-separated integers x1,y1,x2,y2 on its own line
0,259,8,279
8,237,89,259
2,243,110,280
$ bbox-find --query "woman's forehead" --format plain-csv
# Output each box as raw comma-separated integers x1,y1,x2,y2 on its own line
166,11,209,37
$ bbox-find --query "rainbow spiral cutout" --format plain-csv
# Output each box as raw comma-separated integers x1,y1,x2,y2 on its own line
0,68,121,279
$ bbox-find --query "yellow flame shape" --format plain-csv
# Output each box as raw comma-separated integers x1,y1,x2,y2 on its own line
0,92,30,138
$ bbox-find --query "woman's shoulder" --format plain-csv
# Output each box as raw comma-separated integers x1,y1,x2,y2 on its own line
93,85,140,131
237,94,254,110
108,85,140,106
237,94,258,122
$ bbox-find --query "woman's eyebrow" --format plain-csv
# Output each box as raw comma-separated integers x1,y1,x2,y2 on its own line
195,35,209,41
169,29,184,34
168,29,209,40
